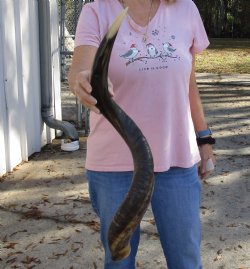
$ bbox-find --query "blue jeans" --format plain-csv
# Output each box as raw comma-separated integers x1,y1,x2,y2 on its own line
86,166,202,269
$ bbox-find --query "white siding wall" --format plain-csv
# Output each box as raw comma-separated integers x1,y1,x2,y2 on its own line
0,18,8,175
0,0,62,176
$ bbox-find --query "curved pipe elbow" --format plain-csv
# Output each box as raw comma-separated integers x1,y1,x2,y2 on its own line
42,115,79,141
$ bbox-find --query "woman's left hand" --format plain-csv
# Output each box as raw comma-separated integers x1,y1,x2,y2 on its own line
198,144,216,179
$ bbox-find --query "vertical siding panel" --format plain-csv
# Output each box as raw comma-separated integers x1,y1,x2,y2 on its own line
0,70,7,175
28,0,43,154
13,0,29,161
2,0,22,170
0,2,7,175
19,0,41,155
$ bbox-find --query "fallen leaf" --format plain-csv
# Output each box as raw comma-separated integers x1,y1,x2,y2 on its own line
27,265,36,269
74,241,84,248
217,249,223,255
10,230,27,237
148,219,156,225
72,247,80,253
6,257,17,264
48,250,68,259
21,256,41,265
53,202,68,205
7,203,18,209
213,254,222,261
219,235,227,241
7,251,23,257
85,220,100,232
25,243,35,250
23,208,42,219
136,261,143,267
2,235,8,242
226,223,238,227
41,197,50,204
4,242,18,249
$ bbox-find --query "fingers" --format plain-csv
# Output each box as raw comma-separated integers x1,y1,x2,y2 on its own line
198,157,216,179
74,71,100,114
198,144,216,179
72,71,114,114
75,81,100,114
206,158,215,172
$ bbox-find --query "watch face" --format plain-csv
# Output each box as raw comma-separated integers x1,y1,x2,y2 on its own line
196,128,212,138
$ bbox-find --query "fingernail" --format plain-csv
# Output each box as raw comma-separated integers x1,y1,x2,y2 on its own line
91,105,100,114
91,97,97,105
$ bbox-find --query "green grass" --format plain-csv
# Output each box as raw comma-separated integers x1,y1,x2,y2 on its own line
196,38,250,74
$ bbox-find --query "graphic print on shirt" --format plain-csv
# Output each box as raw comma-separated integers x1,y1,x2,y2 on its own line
119,29,180,70
120,44,140,62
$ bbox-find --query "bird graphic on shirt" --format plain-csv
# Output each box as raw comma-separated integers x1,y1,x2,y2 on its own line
146,43,158,58
120,44,140,61
163,42,176,54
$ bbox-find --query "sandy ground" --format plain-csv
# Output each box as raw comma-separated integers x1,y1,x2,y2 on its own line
0,74,250,269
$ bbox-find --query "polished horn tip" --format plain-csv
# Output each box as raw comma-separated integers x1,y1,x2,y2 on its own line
110,243,131,261
106,7,128,40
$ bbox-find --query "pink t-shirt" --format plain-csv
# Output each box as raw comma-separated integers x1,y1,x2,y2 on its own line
75,0,209,172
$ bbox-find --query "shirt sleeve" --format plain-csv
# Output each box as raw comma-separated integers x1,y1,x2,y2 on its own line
189,2,210,54
74,3,101,48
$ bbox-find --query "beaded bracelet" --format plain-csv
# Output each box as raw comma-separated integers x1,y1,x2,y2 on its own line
197,136,216,146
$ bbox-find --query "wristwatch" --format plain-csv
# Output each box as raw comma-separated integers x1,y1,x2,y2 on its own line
196,128,212,138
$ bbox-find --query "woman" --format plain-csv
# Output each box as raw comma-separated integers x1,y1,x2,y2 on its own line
68,0,216,268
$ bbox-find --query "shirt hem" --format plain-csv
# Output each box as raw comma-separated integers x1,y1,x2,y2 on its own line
85,158,201,173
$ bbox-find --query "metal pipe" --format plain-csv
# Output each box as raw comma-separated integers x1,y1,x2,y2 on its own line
38,0,79,143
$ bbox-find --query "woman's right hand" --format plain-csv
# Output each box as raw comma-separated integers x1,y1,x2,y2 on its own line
72,70,114,114
73,70,100,114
